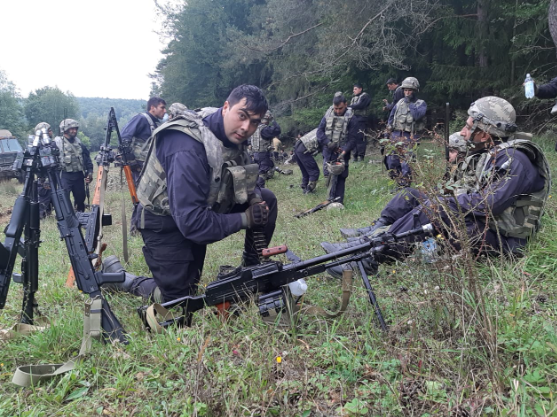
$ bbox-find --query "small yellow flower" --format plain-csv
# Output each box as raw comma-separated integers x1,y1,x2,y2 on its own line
177,337,181,342
276,356,282,364
392,270,396,274
549,195,552,199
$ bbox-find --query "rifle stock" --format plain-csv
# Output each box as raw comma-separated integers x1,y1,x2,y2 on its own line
138,224,434,331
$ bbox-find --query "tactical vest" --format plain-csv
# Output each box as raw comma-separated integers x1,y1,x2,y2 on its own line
250,124,272,153
350,92,370,117
454,139,551,239
392,98,425,133
325,108,353,146
136,108,259,217
131,113,158,163
54,136,84,173
300,128,320,154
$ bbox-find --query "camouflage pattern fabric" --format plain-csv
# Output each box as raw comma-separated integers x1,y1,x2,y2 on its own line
392,99,426,133
54,135,84,173
350,92,371,117
401,77,420,91
167,103,188,119
325,108,353,145
34,122,51,132
468,96,517,138
131,113,157,163
300,128,319,154
137,108,257,216
250,124,271,152
59,119,79,132
448,132,468,154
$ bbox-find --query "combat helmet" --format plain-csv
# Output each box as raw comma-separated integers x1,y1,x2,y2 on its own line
34,122,51,133
327,160,345,176
59,119,80,133
401,77,420,91
448,132,468,154
467,96,517,138
167,102,189,119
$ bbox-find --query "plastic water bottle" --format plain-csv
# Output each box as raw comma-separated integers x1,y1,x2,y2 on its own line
524,74,535,99
421,238,438,264
288,279,308,297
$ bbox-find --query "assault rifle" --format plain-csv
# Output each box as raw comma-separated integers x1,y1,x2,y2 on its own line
138,224,433,331
294,197,341,218
115,112,139,205
66,109,116,286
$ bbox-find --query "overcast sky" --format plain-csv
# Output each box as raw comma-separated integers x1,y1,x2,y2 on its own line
0,0,169,100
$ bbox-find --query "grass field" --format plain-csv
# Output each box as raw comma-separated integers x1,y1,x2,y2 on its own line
1,136,557,416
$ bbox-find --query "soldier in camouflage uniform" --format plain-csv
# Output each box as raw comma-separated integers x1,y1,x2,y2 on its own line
323,97,550,277
103,85,278,303
54,119,93,212
385,77,427,187
250,110,282,187
350,83,372,162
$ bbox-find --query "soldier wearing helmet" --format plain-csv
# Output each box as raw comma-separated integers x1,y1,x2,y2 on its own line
167,102,189,120
350,83,372,162
120,97,167,184
322,96,550,278
54,118,93,212
249,109,282,187
385,76,427,187
315,92,359,205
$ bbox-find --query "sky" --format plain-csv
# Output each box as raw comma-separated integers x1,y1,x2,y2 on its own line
0,0,171,100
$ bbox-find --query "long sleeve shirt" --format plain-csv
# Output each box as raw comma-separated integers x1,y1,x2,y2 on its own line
139,109,246,245
388,97,427,127
536,76,557,99
121,112,159,143
385,86,404,111
316,113,359,154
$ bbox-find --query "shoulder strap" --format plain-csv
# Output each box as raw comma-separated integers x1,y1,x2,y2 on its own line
141,113,156,132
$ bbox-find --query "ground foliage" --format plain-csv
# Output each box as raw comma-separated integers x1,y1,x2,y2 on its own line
0,134,557,416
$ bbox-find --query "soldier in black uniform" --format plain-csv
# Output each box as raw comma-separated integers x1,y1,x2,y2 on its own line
54,119,93,212
350,83,372,162
322,97,550,277
103,85,278,303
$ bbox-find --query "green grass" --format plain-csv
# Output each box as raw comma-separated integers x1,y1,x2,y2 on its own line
1,137,557,416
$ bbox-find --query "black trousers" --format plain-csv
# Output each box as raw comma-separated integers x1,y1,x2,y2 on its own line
59,171,86,212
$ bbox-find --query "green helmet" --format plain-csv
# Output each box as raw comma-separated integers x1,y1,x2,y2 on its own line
467,96,517,138
167,103,189,118
59,119,79,133
34,122,51,133
448,132,468,153
401,77,420,91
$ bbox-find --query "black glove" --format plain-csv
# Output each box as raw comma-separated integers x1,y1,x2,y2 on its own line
248,193,262,206
327,141,338,151
242,203,269,229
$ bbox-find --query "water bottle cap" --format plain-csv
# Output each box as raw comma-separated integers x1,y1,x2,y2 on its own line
526,73,531,77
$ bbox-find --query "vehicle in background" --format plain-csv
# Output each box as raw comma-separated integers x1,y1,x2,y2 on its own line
0,129,24,182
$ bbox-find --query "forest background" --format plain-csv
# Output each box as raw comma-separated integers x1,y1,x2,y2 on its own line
2,0,557,148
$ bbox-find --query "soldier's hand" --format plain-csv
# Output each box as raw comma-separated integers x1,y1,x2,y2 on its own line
84,172,93,183
327,141,338,151
242,203,269,229
382,99,388,104
248,193,262,206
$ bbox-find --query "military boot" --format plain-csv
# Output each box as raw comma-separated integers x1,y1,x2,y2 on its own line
304,181,317,194
339,217,390,238
102,255,138,293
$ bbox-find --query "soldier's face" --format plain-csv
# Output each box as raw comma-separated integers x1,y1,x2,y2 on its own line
353,86,363,95
387,83,397,91
461,117,490,149
403,88,414,97
150,103,167,119
222,98,262,145
64,128,78,139
333,102,348,116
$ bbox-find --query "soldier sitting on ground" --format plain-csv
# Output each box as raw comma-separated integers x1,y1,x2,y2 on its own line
323,97,551,278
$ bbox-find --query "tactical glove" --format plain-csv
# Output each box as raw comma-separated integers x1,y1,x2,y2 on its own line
241,203,269,229
248,193,262,206
327,141,338,151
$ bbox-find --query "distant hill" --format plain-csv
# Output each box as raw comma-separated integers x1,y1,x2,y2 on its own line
76,97,146,122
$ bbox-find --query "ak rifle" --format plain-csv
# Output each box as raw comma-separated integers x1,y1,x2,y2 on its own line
294,197,341,218
138,224,434,332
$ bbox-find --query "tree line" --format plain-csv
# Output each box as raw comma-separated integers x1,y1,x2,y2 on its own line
151,0,557,136
0,76,145,150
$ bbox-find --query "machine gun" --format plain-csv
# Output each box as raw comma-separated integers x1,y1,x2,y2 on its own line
138,224,433,332
0,127,126,343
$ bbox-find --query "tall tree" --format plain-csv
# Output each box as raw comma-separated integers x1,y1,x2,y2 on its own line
24,86,79,135
0,70,26,140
